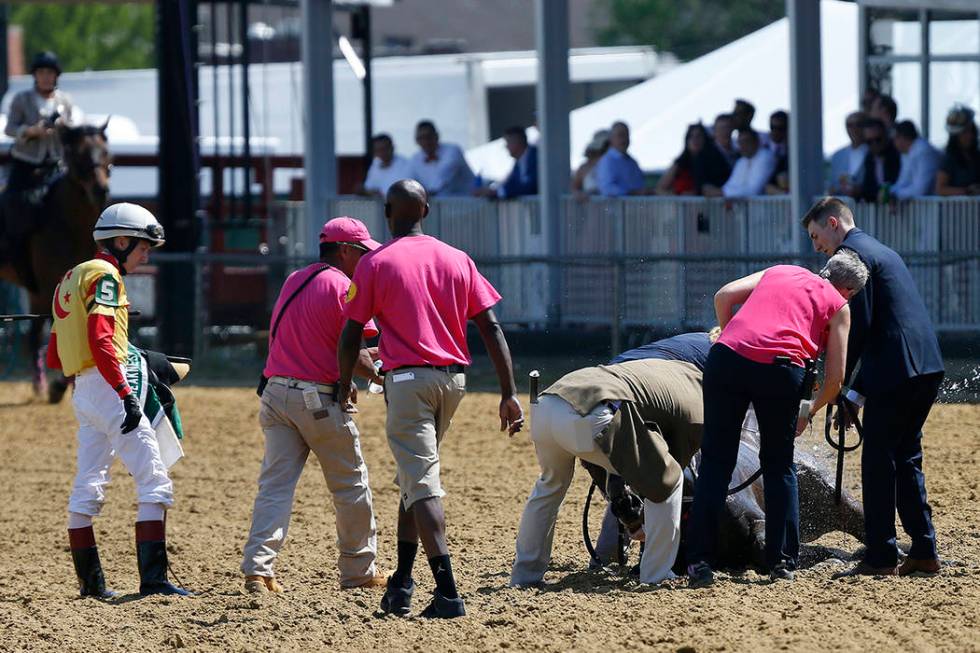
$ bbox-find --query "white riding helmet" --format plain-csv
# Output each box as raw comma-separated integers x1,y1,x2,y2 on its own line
93,202,166,247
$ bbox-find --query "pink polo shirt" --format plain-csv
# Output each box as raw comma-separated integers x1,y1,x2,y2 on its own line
343,234,501,370
718,265,846,367
264,264,378,383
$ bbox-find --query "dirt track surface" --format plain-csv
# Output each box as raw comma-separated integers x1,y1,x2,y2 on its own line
1,382,978,652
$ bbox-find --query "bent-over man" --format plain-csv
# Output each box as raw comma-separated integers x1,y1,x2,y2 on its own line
511,358,703,586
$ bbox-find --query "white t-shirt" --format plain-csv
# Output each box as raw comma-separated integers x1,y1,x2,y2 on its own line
363,154,412,196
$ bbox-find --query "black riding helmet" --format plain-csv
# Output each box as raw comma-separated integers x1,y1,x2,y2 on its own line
31,51,61,76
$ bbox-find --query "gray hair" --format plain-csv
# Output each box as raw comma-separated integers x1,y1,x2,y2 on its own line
820,249,868,293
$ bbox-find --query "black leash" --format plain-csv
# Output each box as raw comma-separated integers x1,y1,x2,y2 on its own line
823,397,864,505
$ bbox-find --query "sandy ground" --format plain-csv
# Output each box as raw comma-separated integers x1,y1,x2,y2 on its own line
0,382,978,652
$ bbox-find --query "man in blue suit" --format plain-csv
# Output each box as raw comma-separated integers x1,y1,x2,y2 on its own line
803,197,944,577
475,126,538,199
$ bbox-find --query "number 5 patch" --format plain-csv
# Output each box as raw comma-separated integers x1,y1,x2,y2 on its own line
93,274,122,307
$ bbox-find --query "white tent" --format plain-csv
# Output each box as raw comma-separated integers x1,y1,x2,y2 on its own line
466,0,859,180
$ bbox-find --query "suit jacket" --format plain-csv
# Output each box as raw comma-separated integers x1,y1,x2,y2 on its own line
857,146,901,202
839,228,943,397
499,145,538,198
542,358,704,502
4,88,76,165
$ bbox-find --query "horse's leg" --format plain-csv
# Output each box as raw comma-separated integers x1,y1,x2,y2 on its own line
26,304,47,397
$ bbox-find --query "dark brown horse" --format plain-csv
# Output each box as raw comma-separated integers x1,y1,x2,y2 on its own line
0,123,111,400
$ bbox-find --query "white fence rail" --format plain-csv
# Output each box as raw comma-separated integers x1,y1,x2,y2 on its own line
255,196,980,333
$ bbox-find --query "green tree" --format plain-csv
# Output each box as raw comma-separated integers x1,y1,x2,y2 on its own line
11,3,154,73
596,0,785,62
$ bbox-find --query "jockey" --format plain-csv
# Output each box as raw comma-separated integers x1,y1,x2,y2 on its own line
4,51,77,204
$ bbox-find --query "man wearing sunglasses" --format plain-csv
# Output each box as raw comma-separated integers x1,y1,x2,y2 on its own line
853,118,901,203
241,217,388,594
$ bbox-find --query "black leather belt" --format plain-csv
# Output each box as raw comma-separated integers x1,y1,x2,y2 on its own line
384,364,466,376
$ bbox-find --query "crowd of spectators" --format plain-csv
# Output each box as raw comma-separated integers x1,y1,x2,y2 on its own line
359,94,980,202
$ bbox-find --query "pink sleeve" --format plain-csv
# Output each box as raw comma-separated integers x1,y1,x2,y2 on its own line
363,319,380,339
344,260,376,325
465,257,502,318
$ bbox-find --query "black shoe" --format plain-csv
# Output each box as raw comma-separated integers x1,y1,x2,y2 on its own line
687,562,714,588
380,577,414,617
769,563,796,582
419,590,466,619
136,540,191,596
71,546,117,599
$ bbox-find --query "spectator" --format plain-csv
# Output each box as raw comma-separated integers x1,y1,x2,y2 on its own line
828,111,868,194
360,133,412,197
408,120,475,196
765,110,790,194
852,118,901,202
766,110,789,159
861,88,881,115
712,113,737,165
474,126,537,199
596,121,650,196
707,129,776,198
891,120,941,200
731,99,755,132
572,130,609,196
935,105,980,196
870,94,898,133
655,123,731,196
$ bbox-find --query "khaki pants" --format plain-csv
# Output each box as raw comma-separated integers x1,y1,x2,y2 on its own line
241,380,377,587
384,367,466,509
511,394,682,587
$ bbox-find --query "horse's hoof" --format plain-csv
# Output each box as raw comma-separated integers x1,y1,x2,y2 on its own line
48,379,68,404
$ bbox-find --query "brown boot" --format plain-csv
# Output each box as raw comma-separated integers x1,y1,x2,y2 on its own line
342,573,388,590
832,560,898,579
245,575,283,594
898,557,940,576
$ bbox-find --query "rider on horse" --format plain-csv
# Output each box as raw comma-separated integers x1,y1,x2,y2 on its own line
5,51,77,205
1,51,80,290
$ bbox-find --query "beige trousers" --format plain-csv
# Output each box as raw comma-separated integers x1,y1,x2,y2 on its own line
241,380,377,586
383,367,466,509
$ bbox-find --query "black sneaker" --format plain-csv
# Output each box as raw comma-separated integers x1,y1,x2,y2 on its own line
380,577,414,617
419,590,466,619
769,563,796,582
687,562,714,588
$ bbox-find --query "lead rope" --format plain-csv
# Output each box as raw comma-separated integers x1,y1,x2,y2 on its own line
824,398,865,505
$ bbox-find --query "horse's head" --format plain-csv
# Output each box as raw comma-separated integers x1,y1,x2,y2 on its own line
60,121,111,207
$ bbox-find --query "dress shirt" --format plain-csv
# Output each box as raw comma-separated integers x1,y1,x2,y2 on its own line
721,147,777,198
408,142,475,196
363,154,413,196
596,148,645,197
892,137,941,199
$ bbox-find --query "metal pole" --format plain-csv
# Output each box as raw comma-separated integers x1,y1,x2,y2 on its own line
301,0,337,255
239,0,252,221
0,4,8,101
210,0,222,222
226,2,237,217
919,9,929,141
361,5,373,163
857,4,868,98
611,261,623,358
535,0,570,328
787,0,823,253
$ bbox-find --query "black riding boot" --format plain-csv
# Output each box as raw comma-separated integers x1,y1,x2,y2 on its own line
70,546,117,599
136,521,191,596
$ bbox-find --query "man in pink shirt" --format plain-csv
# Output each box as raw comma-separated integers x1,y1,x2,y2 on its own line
338,179,524,619
241,217,387,594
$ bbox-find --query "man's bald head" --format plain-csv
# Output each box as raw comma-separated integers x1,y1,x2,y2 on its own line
385,179,429,232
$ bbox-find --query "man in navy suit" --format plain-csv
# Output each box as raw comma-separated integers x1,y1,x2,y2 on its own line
475,126,538,199
802,197,944,577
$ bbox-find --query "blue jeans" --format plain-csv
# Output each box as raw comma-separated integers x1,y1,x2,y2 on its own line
687,344,804,570
861,372,942,567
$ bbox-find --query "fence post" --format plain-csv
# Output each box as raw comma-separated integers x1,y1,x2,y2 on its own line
611,260,623,358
